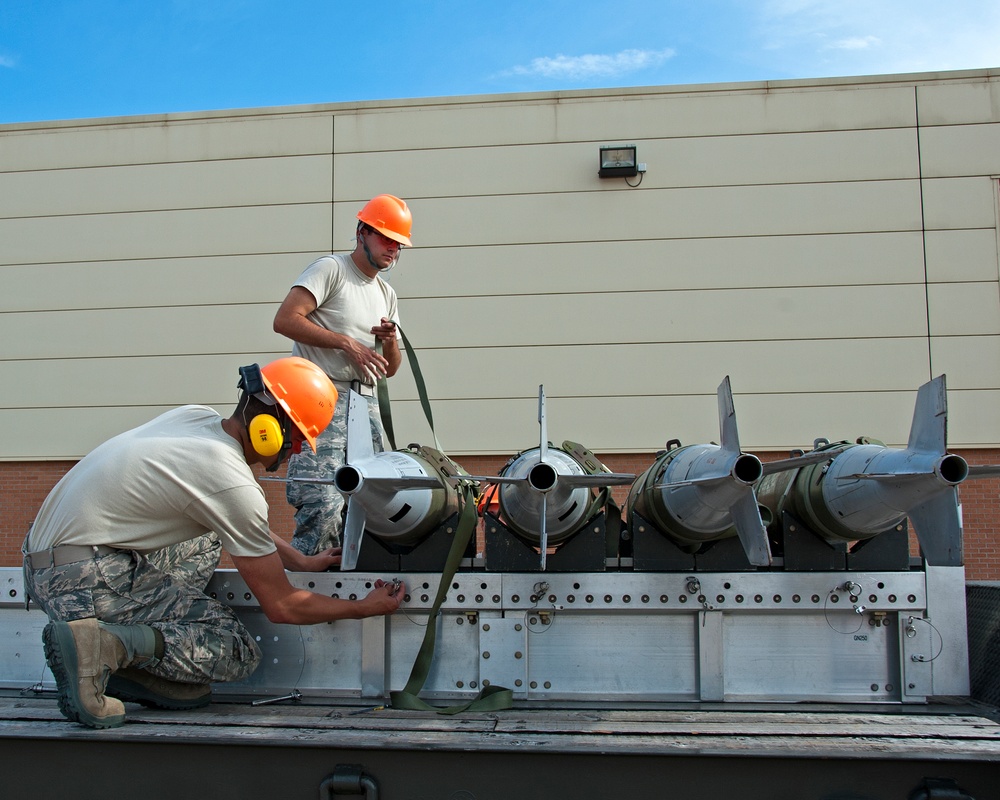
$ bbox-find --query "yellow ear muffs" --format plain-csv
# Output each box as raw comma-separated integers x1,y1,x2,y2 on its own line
249,414,284,457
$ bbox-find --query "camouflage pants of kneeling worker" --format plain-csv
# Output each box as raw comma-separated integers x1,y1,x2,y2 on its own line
24,533,261,728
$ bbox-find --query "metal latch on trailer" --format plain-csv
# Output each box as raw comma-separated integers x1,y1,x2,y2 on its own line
319,765,379,799
908,776,975,800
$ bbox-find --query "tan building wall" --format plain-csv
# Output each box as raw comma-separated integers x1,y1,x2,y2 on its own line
1,68,999,574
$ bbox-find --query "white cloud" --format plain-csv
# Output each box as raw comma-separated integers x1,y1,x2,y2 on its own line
504,48,676,81
0,54,16,69
827,35,881,51
755,1,1000,73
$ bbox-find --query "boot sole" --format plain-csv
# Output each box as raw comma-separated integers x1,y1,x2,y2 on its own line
106,674,211,711
42,621,125,729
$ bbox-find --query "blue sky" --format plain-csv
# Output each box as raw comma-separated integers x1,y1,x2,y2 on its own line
2,0,999,124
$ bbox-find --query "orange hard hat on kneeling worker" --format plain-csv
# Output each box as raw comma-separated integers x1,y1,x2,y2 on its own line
260,357,338,452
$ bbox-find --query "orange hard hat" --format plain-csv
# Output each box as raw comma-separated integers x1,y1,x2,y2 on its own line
357,194,413,247
477,483,501,514
260,357,337,452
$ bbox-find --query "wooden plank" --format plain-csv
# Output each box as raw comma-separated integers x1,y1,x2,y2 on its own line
1,714,998,762
3,695,999,760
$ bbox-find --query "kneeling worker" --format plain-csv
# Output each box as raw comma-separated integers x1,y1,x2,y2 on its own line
23,356,404,729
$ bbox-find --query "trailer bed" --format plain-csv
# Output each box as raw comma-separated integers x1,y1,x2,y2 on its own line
1,693,998,799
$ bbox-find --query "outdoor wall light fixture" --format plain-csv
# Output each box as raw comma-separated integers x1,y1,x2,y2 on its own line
598,145,638,178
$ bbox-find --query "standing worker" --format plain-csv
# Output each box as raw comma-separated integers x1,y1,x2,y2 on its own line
273,194,411,555
23,357,405,729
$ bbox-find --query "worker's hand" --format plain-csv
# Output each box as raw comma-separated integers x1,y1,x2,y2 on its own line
303,546,341,572
342,337,389,382
365,578,406,616
371,318,397,343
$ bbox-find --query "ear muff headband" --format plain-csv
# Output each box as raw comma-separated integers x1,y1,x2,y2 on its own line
249,414,284,457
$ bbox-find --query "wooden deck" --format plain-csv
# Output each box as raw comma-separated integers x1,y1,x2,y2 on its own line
1,692,998,799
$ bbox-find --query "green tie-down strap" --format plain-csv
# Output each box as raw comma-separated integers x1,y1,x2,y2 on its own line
390,484,513,715
391,682,513,716
376,323,442,453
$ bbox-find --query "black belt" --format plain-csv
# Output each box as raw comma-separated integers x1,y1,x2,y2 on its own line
24,545,119,571
350,379,376,398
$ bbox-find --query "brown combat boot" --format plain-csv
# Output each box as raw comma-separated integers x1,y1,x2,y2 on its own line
107,667,211,710
42,618,129,729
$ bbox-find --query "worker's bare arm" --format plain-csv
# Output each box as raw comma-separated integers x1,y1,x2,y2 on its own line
273,286,390,380
232,551,403,625
273,287,345,350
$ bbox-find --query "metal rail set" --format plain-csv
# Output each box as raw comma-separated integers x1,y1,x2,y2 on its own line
224,374,987,705
1,374,993,707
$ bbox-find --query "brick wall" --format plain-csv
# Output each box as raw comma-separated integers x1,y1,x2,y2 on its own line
957,449,1000,581
1,462,77,565
5,448,1000,579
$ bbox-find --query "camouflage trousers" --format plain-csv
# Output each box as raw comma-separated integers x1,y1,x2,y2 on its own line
24,533,260,684
286,389,385,555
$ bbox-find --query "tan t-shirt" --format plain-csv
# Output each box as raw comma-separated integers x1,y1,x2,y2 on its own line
27,406,277,558
289,253,400,383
